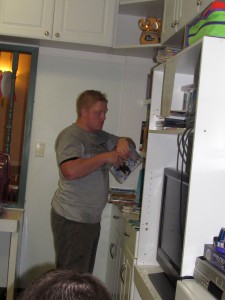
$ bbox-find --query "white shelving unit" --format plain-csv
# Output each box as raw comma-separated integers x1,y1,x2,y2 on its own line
135,36,225,298
105,204,140,299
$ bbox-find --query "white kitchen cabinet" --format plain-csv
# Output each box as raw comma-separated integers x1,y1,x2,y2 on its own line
118,219,138,300
106,204,139,300
107,226,122,299
161,0,212,45
113,0,164,58
53,0,117,46
160,0,178,44
106,205,123,299
117,248,126,299
117,247,133,300
0,0,117,46
135,36,225,298
123,253,133,300
0,0,55,40
181,0,212,27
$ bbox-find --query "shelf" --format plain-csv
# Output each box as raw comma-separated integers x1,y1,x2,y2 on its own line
149,128,185,134
0,208,24,233
140,150,146,158
120,0,152,4
154,38,203,74
119,0,163,17
134,265,163,300
114,43,161,49
144,98,151,105
112,44,161,58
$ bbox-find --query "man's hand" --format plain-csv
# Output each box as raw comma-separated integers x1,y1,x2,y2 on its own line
116,138,133,159
60,138,135,180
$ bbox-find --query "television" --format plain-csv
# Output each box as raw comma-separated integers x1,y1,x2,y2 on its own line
149,167,189,300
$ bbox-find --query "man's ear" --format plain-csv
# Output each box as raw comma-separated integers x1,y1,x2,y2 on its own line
80,107,88,118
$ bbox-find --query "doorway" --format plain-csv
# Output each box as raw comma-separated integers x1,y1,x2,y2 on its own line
0,44,38,208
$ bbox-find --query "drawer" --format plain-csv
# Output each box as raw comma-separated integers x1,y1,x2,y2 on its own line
110,204,123,234
122,220,139,258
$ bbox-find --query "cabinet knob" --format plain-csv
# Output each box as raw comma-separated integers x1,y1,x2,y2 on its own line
124,232,130,237
55,32,60,38
197,0,202,6
44,31,49,36
113,215,120,220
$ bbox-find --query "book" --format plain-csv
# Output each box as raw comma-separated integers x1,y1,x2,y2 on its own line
109,187,136,204
110,144,143,184
139,121,148,152
109,188,136,195
136,168,145,206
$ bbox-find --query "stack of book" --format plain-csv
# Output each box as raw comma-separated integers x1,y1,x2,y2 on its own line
164,115,186,128
155,47,181,63
109,188,136,206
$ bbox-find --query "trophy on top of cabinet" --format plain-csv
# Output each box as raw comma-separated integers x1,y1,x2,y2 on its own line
138,17,162,44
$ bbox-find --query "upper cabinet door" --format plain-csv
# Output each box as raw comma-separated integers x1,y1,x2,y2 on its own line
161,0,212,45
52,0,117,46
161,0,178,43
180,0,212,29
0,0,55,39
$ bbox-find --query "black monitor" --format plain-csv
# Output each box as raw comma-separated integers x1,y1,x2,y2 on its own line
149,167,189,300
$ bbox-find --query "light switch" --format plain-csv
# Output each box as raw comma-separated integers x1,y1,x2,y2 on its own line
35,142,45,157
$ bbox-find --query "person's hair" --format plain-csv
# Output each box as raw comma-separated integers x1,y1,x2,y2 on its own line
76,90,108,118
18,269,112,300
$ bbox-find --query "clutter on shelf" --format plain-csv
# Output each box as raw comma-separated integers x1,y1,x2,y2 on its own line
155,47,181,63
109,187,136,205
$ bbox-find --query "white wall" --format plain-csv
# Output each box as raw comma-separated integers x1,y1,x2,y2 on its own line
1,46,155,287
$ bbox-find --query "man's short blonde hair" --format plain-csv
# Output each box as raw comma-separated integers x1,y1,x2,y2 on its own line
76,90,108,117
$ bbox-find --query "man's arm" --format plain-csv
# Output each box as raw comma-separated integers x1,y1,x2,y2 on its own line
60,151,122,180
60,137,135,180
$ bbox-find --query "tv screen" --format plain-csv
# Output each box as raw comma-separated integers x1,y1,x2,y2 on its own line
149,167,189,300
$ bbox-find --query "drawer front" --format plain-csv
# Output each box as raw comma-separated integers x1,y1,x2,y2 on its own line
122,221,139,258
111,204,123,234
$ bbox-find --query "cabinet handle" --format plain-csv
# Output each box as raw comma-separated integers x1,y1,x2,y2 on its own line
110,242,117,259
171,22,176,29
113,215,120,220
44,31,49,36
120,263,126,284
197,0,202,6
171,20,179,29
55,32,60,38
124,232,130,237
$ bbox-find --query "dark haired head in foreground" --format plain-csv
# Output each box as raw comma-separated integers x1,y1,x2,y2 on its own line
18,269,112,300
